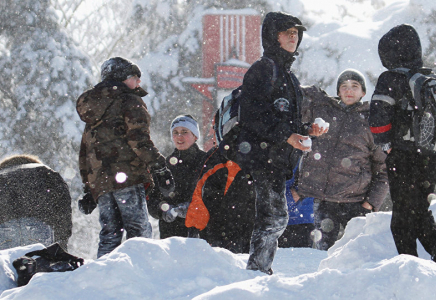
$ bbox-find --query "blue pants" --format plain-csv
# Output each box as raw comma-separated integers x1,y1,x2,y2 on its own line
97,184,151,258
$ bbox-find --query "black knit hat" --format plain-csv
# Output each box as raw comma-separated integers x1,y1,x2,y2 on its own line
100,57,141,82
336,69,367,95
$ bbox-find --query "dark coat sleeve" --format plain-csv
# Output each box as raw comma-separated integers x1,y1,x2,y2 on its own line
369,71,406,146
301,85,329,124
46,170,73,249
78,131,88,186
366,143,389,211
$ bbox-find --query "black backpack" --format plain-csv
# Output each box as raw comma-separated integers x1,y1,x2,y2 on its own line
391,68,436,152
13,243,84,286
214,57,277,160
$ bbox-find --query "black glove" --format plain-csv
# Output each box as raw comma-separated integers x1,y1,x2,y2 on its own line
152,166,175,198
78,192,97,215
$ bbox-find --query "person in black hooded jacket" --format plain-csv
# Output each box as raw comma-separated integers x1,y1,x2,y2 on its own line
234,12,327,275
369,24,436,261
148,115,206,239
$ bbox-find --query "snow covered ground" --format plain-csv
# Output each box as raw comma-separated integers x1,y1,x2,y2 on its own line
1,202,436,299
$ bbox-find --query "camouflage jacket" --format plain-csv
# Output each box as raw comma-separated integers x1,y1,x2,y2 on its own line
77,80,165,200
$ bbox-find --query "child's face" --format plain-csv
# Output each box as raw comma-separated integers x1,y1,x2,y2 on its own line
277,27,299,53
172,127,197,151
338,80,366,106
123,75,141,89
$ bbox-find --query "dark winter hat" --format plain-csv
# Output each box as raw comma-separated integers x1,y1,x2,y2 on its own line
100,57,141,82
262,12,306,54
274,14,307,33
170,115,200,139
336,69,367,95
378,24,423,70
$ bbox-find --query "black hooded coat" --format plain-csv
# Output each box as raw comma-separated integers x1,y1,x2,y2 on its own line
369,24,436,260
369,24,428,150
235,12,308,172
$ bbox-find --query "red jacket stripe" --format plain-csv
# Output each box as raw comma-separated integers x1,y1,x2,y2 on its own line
370,124,392,134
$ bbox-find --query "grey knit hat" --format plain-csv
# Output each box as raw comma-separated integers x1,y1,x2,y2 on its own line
336,69,366,95
100,57,141,82
170,115,200,139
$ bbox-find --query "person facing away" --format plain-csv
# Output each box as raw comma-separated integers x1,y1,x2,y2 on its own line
234,11,327,275
369,24,436,261
185,146,255,254
298,69,389,250
148,114,206,239
76,57,174,258
0,155,72,251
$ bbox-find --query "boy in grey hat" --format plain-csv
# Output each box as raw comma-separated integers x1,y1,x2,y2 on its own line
298,68,388,250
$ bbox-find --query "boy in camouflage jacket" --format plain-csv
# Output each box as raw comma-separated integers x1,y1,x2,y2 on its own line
76,57,174,257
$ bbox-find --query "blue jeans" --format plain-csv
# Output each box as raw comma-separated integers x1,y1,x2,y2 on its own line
97,184,151,258
0,218,54,250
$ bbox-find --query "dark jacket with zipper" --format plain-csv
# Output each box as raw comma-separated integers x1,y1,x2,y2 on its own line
298,86,388,210
149,143,206,239
235,13,308,172
369,24,427,152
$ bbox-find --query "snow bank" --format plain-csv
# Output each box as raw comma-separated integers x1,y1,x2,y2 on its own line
1,205,436,299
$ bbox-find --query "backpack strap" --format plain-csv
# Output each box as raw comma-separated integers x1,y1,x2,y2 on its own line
391,67,436,109
390,68,419,110
261,56,278,85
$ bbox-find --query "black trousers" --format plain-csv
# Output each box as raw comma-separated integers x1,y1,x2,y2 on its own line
278,223,315,248
386,149,436,259
313,200,370,250
245,167,288,273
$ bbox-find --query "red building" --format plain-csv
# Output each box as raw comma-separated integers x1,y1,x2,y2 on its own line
183,10,262,151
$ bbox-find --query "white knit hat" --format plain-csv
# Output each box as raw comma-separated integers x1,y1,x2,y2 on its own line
170,115,200,139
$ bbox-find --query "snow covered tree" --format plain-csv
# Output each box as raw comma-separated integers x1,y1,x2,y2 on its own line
0,0,93,181
127,0,271,154
0,0,97,256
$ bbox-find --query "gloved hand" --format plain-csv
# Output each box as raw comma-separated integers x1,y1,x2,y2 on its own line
161,205,178,223
173,202,190,218
78,192,97,215
152,166,175,198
